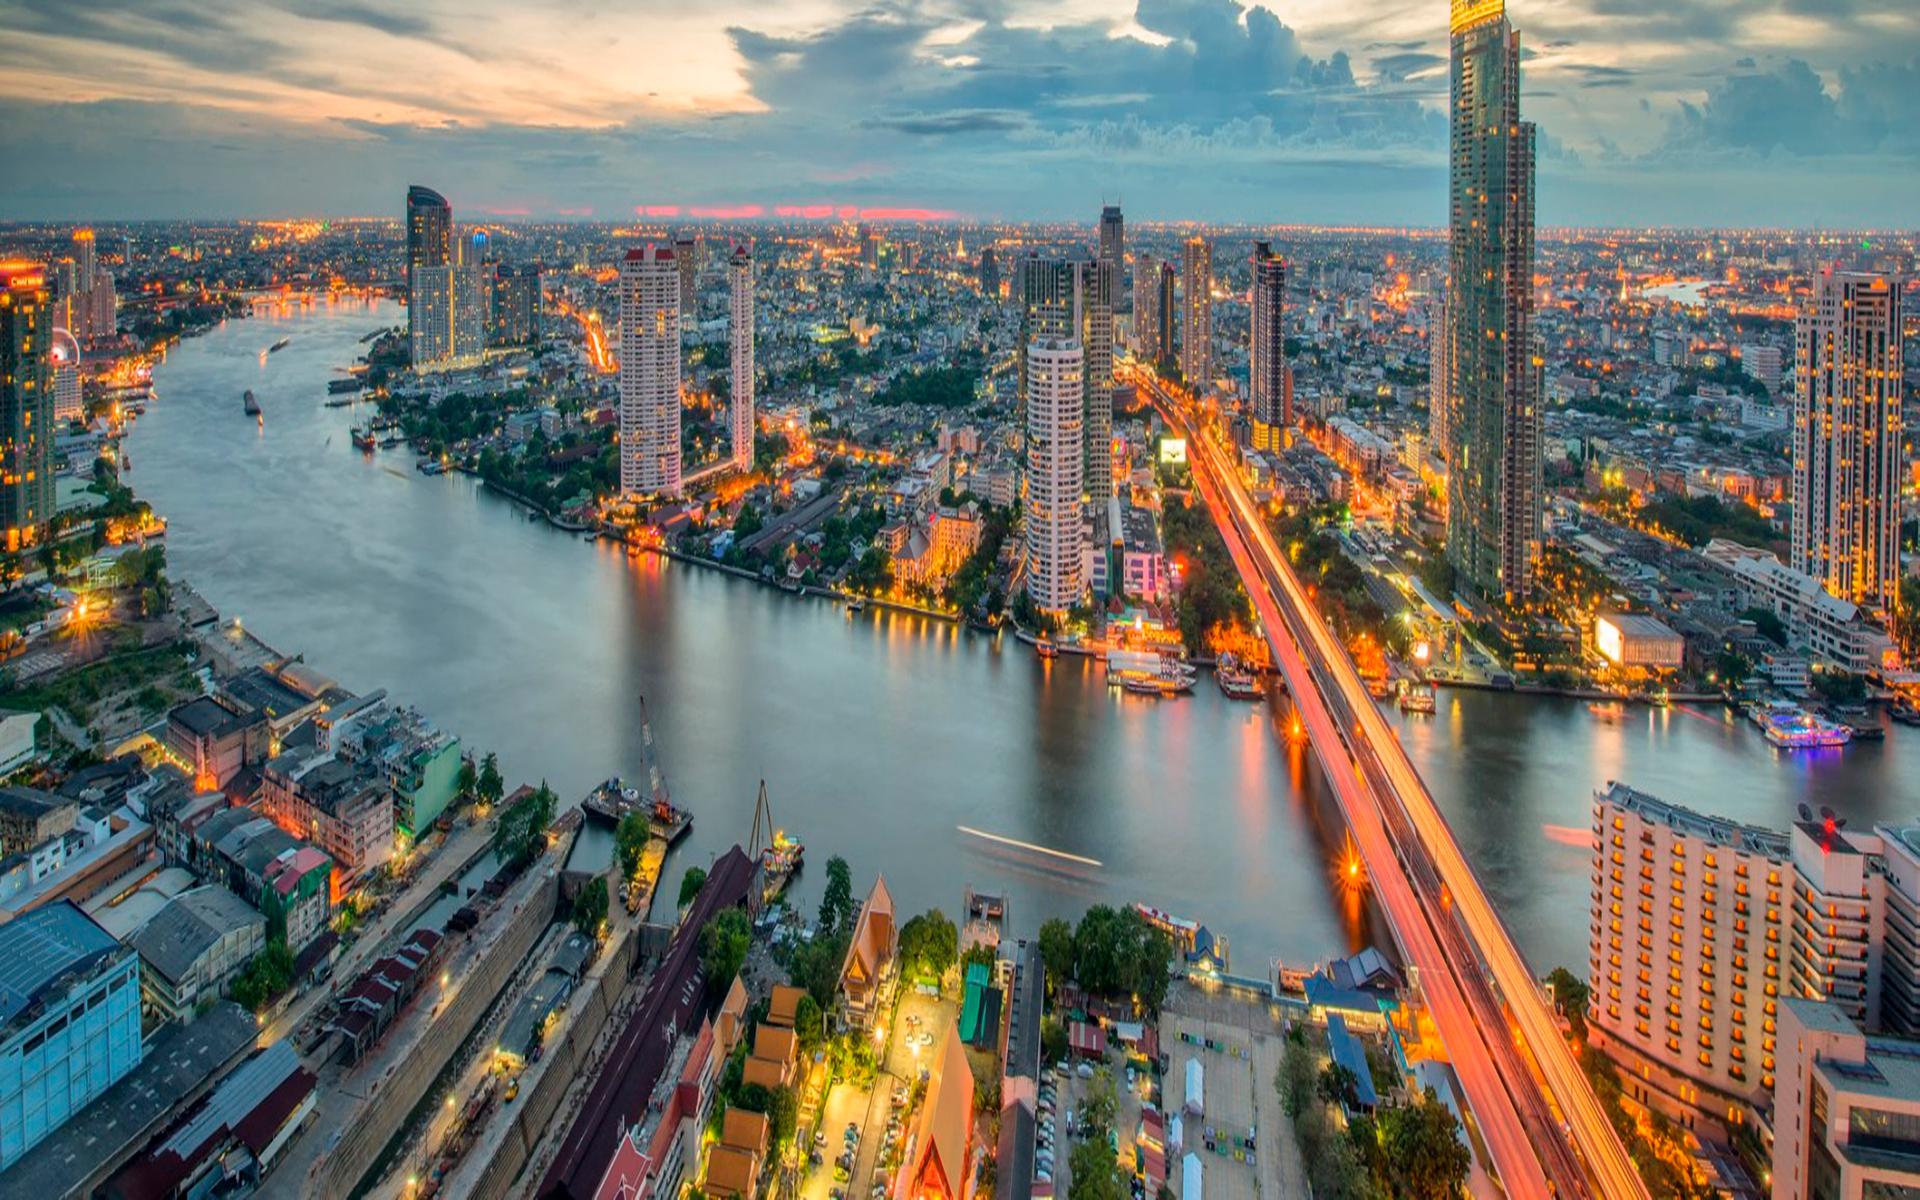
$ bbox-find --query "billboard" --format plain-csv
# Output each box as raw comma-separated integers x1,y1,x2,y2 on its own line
1158,438,1188,465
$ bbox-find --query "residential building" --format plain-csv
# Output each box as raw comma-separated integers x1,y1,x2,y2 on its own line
0,710,36,776
1016,255,1082,446
1180,238,1212,389
163,696,270,790
674,234,698,314
839,874,898,1027
730,244,755,472
405,185,454,369
130,885,267,1022
332,703,461,839
187,808,334,946
490,262,542,347
1118,503,1169,604
48,326,80,427
1153,260,1175,370
1023,337,1085,615
1136,254,1163,364
1741,342,1784,392
1771,997,1920,1200
0,262,53,552
1791,270,1903,612
619,245,683,498
979,246,999,299
1703,541,1898,676
0,785,75,855
1249,241,1288,450
1098,204,1125,307
257,750,393,887
450,232,488,365
1429,297,1450,461
1445,0,1540,602
1084,255,1116,500
0,901,143,1169
1586,784,1788,1133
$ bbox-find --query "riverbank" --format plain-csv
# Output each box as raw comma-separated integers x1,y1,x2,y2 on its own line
646,545,965,624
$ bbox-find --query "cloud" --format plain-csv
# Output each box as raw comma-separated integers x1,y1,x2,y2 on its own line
1660,57,1920,158
863,110,1029,136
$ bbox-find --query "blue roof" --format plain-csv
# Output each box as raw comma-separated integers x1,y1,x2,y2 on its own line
0,900,122,1032
1304,974,1393,1016
1326,1014,1379,1108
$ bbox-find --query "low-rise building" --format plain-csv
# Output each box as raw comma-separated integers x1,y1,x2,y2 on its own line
258,749,393,886
1704,541,1899,676
187,808,334,949
130,885,268,1022
0,901,144,1170
0,711,41,776
839,874,898,1027
163,697,270,790
1771,997,1920,1200
0,786,76,856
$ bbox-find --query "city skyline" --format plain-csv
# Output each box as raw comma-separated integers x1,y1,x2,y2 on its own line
1,0,1916,226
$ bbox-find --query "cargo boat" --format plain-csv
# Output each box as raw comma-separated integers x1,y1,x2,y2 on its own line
579,695,694,843
751,781,804,903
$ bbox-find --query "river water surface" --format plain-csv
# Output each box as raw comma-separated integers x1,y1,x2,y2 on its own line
128,300,1920,975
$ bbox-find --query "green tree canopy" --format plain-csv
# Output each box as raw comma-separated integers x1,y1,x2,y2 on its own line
701,906,752,998
678,865,708,908
818,855,855,934
573,877,609,938
899,909,959,980
1377,1090,1471,1200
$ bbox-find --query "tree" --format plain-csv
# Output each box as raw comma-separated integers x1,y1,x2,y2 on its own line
794,993,824,1056
573,877,609,938
818,855,854,934
1068,1135,1127,1200
230,940,295,1013
456,757,479,804
1896,576,1920,660
1080,1068,1118,1141
790,928,850,1009
1547,965,1591,1041
495,781,557,868
848,546,893,594
1740,606,1788,647
1377,1090,1471,1200
1038,917,1075,989
678,865,708,908
1278,1036,1316,1120
701,906,752,998
898,909,959,981
477,752,504,806
1318,1061,1361,1111
615,812,650,882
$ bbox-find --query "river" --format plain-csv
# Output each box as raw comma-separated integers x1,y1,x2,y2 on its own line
128,299,1919,977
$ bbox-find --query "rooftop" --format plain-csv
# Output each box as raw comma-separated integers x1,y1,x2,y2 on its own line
1598,781,1790,859
131,886,265,986
0,900,125,1035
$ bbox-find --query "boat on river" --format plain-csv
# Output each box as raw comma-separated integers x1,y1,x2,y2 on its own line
751,781,804,904
1034,637,1058,660
268,337,291,353
350,426,376,452
1760,705,1852,750
580,696,694,842
1214,652,1262,701
242,390,259,417
1399,683,1436,714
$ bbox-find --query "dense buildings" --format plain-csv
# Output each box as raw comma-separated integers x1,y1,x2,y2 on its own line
730,243,755,472
1023,338,1085,615
0,901,143,1169
0,262,52,552
1180,238,1212,389
1772,998,1920,1200
619,245,683,498
1248,241,1288,450
1445,0,1540,601
1790,270,1903,612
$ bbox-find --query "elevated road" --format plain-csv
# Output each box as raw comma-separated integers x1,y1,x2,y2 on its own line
1129,365,1646,1200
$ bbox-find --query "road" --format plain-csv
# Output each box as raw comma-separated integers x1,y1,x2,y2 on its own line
1129,365,1646,1200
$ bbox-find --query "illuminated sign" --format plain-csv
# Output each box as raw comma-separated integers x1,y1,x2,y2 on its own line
1158,438,1188,466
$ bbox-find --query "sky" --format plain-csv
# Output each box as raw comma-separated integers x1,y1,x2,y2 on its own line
0,0,1915,227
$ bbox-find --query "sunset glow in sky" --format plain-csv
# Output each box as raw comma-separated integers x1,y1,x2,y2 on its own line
1,0,1915,223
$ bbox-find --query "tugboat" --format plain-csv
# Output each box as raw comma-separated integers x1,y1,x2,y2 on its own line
242,389,260,417
751,780,804,904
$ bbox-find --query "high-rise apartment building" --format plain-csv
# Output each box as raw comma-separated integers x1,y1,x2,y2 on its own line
1018,255,1085,442
619,246,683,498
1084,256,1115,500
1154,261,1176,370
86,272,115,341
1180,238,1212,389
1249,242,1288,450
673,234,698,315
978,247,1000,299
1791,270,1904,612
1445,0,1540,602
857,225,877,268
1024,338,1085,615
1429,297,1451,460
48,326,81,427
1771,998,1920,1200
1740,342,1784,392
489,262,541,347
72,230,95,288
729,243,755,473
1018,255,1110,497
406,185,452,368
1136,254,1162,362
1098,205,1125,307
406,185,451,275
450,233,487,365
0,263,54,552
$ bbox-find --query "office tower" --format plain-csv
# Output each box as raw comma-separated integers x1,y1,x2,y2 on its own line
1739,342,1783,392
729,243,755,472
407,185,452,272
1099,204,1125,306
489,263,542,347
1249,241,1288,450
49,327,81,426
1084,256,1115,500
1445,0,1540,602
1791,269,1904,612
619,245,682,498
0,264,53,551
858,224,877,268
1771,999,1920,1200
72,230,95,288
85,271,115,340
406,185,454,369
1024,338,1085,615
450,233,487,364
1180,238,1212,389
979,246,1000,299
1136,255,1161,360
673,234,698,315
1154,261,1176,370
1429,298,1451,459
1586,785,1787,1129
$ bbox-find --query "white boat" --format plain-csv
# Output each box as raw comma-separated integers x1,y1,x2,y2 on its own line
1760,705,1852,750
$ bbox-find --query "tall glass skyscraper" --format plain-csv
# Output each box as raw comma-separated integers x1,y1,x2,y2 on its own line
0,263,53,553
1249,241,1288,451
1445,0,1540,602
1180,238,1212,390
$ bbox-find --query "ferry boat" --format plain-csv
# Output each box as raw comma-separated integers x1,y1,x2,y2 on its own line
1588,700,1627,723
1891,702,1920,727
242,389,260,417
268,337,291,353
1120,673,1191,697
1760,706,1852,750
751,782,804,903
1399,683,1437,714
1214,653,1263,701
1365,677,1394,700
1107,647,1194,694
328,376,364,395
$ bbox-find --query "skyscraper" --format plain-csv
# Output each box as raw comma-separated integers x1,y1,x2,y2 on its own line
857,225,877,268
48,327,81,427
978,246,1000,299
406,185,451,275
1084,256,1115,500
489,263,542,347
1445,0,1540,602
451,232,487,364
1136,254,1161,361
1154,261,1176,370
729,243,756,473
1098,204,1125,307
1791,269,1904,611
1429,297,1451,460
619,245,682,498
1024,337,1085,615
1180,238,1212,389
673,233,698,316
406,185,457,369
72,230,95,288
1249,241,1288,450
0,263,53,552
1018,254,1111,497
1018,255,1084,442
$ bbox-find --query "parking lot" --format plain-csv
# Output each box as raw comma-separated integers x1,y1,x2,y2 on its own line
1162,982,1308,1200
798,988,955,1200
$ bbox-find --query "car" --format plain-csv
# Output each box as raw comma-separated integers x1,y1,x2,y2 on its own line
833,1167,851,1183
811,1150,824,1166
1037,1171,1052,1184
1077,1062,1094,1079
